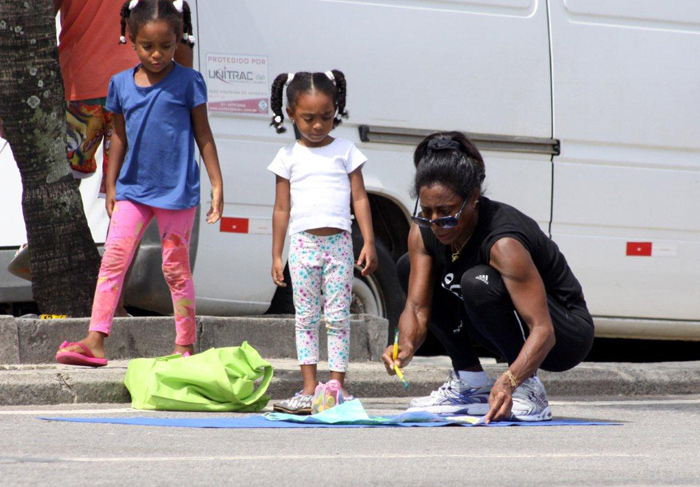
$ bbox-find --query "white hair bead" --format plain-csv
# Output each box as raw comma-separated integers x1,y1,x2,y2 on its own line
285,73,295,86
273,115,283,124
119,36,127,44
172,0,184,12
325,70,336,84
128,0,139,10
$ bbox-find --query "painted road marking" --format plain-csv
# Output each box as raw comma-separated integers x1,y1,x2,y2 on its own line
0,453,650,464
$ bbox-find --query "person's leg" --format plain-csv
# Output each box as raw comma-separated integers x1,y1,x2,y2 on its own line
321,232,354,391
460,264,546,419
288,232,324,395
459,264,594,371
397,254,491,414
397,253,481,371
100,107,134,318
57,201,152,358
540,300,594,371
153,206,197,355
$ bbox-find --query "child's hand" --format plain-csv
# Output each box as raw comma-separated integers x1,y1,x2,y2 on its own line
271,258,286,287
206,191,223,224
105,188,116,218
357,244,378,276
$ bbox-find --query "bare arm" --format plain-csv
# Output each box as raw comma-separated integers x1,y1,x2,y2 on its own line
105,113,127,217
381,224,435,373
349,167,377,276
484,237,556,422
191,104,223,224
271,175,290,287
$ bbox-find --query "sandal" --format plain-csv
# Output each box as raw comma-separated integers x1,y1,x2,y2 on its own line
55,341,108,367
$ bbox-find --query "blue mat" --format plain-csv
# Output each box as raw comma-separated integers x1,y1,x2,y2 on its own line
40,399,619,428
40,415,616,428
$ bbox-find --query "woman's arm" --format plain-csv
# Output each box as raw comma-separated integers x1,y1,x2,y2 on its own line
191,104,223,224
484,237,556,423
105,113,127,217
349,167,377,276
381,224,435,373
271,175,290,287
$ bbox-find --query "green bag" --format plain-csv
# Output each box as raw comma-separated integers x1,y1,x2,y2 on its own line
124,342,273,412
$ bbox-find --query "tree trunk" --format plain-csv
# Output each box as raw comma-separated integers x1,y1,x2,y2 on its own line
0,0,100,316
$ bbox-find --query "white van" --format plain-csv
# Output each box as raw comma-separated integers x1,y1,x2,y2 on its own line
1,0,699,341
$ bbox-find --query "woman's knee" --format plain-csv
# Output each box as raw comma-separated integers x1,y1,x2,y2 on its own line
460,265,510,308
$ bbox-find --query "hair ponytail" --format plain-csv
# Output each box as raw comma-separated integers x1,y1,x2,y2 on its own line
270,72,291,134
329,69,348,128
119,0,131,43
181,1,195,46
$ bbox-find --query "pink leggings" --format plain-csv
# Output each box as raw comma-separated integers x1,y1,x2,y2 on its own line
89,200,197,345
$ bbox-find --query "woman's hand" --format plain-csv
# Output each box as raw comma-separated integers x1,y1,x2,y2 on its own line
271,257,286,287
381,341,415,375
206,187,223,224
357,243,378,276
105,187,116,218
483,374,516,423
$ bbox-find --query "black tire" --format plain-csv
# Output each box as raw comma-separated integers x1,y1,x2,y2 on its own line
267,225,405,343
350,222,404,342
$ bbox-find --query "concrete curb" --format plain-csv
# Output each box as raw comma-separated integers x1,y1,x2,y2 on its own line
3,314,388,364
0,315,19,364
2,358,700,406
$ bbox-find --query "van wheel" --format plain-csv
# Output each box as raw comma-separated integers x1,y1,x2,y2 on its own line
350,223,404,339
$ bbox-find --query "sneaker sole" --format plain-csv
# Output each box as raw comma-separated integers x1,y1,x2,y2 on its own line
406,403,490,416
512,406,552,422
272,405,312,415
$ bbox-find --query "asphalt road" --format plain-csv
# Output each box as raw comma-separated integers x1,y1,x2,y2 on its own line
1,395,699,486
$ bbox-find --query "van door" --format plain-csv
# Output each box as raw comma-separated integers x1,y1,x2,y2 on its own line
549,0,700,322
193,0,554,314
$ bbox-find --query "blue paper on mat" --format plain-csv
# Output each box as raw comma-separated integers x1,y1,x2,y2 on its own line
40,400,619,428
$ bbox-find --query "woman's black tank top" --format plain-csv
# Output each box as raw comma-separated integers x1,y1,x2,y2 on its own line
420,197,586,309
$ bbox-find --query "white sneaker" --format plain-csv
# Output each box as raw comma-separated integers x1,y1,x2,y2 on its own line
511,376,552,421
407,371,492,415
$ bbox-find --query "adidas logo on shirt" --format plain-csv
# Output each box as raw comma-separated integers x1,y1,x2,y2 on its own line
475,274,489,284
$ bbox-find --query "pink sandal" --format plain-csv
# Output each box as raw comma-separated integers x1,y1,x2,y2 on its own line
55,341,108,367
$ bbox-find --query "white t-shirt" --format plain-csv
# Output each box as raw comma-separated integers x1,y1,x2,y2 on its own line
267,137,368,235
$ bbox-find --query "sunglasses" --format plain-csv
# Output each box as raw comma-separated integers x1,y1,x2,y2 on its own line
411,198,468,229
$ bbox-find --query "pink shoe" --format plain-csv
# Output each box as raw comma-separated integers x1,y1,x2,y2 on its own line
55,341,108,367
312,379,344,414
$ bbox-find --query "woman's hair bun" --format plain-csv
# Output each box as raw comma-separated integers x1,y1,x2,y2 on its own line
427,137,461,152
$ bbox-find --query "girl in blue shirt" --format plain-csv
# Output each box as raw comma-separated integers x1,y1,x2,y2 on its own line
56,0,223,366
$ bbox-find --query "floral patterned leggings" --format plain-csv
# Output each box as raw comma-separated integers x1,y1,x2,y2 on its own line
289,231,354,372
89,200,196,345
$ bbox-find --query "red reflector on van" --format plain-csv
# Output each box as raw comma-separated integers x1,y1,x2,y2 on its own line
626,242,652,256
220,217,249,234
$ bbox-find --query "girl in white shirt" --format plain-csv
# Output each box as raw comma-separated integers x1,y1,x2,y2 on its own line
267,70,377,414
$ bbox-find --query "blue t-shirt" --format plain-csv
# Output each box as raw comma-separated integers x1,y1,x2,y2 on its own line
106,62,207,209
